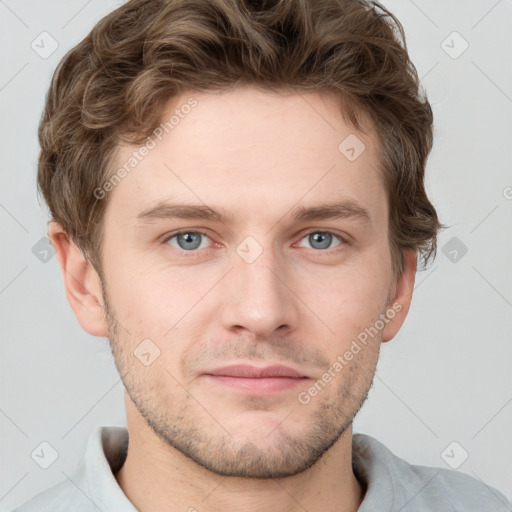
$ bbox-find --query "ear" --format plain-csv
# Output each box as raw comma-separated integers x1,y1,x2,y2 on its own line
381,249,417,343
48,221,108,337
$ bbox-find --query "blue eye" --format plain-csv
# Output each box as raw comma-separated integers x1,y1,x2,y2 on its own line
165,231,211,251
298,231,343,251
163,229,345,255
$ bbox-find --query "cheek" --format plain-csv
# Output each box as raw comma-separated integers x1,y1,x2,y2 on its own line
303,259,390,323
103,254,201,334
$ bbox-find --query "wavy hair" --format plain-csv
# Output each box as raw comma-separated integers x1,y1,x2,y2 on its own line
38,0,444,280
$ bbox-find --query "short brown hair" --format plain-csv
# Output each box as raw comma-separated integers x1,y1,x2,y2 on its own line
38,0,443,280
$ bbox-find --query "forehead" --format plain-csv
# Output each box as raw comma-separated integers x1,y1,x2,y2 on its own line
106,86,387,226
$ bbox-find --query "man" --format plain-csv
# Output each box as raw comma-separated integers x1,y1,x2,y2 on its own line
14,0,510,510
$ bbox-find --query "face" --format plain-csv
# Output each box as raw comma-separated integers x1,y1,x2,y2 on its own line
98,86,399,478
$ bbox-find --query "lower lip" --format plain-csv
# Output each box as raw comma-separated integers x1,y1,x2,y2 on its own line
204,375,309,394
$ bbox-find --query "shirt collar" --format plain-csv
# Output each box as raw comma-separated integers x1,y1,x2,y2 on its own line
73,427,388,511
71,426,136,511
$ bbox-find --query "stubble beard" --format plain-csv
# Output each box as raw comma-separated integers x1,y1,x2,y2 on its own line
101,281,379,479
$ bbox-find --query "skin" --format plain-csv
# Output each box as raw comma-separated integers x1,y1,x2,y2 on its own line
49,86,416,512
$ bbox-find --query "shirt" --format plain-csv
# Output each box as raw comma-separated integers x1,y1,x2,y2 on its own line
11,426,511,511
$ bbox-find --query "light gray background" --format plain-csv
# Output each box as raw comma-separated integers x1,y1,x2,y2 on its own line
1,0,511,509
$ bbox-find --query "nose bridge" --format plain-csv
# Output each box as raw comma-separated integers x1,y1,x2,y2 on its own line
220,236,299,337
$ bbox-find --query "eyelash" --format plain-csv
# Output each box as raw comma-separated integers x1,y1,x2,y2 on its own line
162,229,348,257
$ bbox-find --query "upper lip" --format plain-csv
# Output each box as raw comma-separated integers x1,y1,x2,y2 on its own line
205,364,307,378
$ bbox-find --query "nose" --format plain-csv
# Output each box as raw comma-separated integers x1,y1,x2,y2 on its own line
220,245,301,339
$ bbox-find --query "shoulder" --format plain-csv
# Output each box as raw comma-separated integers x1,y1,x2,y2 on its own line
10,426,132,512
10,478,90,512
353,433,511,511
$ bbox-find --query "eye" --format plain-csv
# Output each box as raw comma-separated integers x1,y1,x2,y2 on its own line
162,229,346,255
164,231,212,251
296,230,344,251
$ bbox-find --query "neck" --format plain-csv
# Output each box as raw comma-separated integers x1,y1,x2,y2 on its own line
115,400,364,512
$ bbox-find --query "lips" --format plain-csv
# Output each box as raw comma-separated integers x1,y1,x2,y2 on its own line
205,364,305,379
202,364,309,394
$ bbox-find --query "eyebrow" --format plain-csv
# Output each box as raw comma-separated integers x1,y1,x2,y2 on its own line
135,199,371,226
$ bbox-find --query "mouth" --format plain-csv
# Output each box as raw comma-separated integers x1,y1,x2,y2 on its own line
202,364,310,394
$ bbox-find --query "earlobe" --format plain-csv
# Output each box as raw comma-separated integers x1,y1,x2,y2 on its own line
381,249,417,343
48,221,108,337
